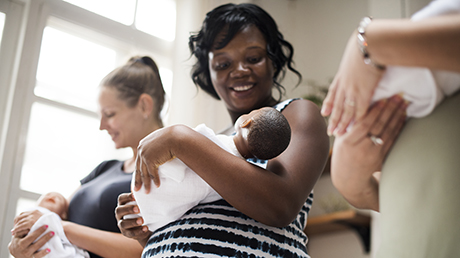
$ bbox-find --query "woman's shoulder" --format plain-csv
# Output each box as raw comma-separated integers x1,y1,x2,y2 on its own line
98,159,123,167
276,98,320,111
279,98,324,124
82,159,124,183
94,159,123,173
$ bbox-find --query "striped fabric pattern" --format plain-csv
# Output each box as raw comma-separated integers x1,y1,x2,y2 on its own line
142,99,313,257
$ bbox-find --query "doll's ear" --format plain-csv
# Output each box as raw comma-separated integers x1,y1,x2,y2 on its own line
46,195,57,204
240,118,253,128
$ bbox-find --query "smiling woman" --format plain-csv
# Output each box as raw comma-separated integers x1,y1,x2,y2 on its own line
115,3,329,258
9,56,165,258
208,25,276,117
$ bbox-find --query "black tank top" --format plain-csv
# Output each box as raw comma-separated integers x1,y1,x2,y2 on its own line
67,160,132,258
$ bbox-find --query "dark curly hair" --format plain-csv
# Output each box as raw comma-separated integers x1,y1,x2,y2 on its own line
189,3,302,100
247,107,291,160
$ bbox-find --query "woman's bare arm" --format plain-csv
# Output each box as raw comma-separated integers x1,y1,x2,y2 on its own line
322,14,460,136
62,221,143,258
331,95,407,211
136,99,330,227
368,15,460,72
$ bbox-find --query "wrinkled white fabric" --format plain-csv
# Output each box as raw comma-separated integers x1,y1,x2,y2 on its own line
131,124,241,232
29,207,89,258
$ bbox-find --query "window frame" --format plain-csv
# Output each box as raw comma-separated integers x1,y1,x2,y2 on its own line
0,0,174,256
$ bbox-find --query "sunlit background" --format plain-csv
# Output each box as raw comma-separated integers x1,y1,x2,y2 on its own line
15,0,176,212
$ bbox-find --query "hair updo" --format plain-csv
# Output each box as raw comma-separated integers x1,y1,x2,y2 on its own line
100,56,165,124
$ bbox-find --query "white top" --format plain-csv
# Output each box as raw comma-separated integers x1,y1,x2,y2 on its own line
372,0,460,117
130,124,241,232
28,207,89,258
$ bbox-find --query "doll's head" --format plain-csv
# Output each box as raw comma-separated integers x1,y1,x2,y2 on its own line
37,192,69,220
234,107,291,160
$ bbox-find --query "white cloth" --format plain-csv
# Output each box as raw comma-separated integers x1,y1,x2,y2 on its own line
372,0,460,117
131,124,242,232
28,207,89,258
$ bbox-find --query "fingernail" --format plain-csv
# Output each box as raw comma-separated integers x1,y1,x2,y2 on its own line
46,248,51,253
332,127,340,137
327,125,333,136
137,218,143,225
44,225,49,229
390,94,403,103
402,99,411,109
50,231,55,236
133,207,139,213
142,226,148,232
320,106,327,115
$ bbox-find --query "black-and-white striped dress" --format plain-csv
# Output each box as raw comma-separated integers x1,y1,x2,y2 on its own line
142,99,313,258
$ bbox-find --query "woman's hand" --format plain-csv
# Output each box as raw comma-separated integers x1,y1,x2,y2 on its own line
331,94,407,211
9,225,53,258
11,210,43,237
321,31,385,136
115,192,151,247
134,127,178,193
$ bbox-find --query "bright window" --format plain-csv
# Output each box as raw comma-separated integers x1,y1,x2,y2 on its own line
63,0,136,26
159,67,173,120
23,26,133,198
159,67,173,98
21,102,131,198
35,27,116,112
0,1,176,254
136,0,176,41
63,0,176,41
16,198,38,216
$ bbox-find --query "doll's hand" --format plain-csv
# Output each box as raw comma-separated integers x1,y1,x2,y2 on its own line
321,32,384,136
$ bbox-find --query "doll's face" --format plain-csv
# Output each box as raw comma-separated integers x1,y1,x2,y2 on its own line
233,108,268,158
37,192,68,219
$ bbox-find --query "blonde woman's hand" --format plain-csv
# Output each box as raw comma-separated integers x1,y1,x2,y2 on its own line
9,224,53,258
11,210,43,237
321,32,385,136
